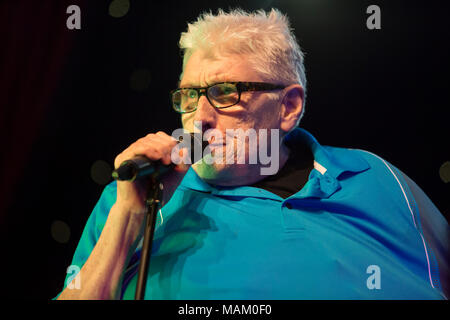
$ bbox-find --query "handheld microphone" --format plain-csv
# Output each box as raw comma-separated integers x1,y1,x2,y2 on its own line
111,133,207,181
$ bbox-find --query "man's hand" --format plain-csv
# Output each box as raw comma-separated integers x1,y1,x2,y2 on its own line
114,131,191,216
58,131,191,300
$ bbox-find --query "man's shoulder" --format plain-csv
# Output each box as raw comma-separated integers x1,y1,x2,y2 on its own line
323,145,399,175
287,128,398,178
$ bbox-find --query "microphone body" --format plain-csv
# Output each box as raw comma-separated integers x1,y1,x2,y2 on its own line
111,133,206,181
112,156,174,181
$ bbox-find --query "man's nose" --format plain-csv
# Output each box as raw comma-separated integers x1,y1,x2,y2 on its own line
194,95,217,132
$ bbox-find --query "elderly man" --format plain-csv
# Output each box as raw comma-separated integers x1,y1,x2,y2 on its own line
56,9,448,300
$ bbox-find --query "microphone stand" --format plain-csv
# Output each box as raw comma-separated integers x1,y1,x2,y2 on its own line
135,176,163,300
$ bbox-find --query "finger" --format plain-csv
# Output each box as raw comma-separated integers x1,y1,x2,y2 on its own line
115,135,179,168
155,131,178,142
174,146,193,172
114,143,160,168
140,135,178,165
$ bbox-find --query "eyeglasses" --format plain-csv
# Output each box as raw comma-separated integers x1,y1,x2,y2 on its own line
170,82,286,114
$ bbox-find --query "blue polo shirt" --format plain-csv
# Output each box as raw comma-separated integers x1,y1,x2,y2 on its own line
58,128,448,299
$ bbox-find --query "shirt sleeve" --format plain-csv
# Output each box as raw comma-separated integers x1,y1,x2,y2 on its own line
52,182,117,299
397,170,449,299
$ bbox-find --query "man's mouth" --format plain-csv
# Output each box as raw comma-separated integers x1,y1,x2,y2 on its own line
208,136,225,146
208,143,225,152
207,137,226,152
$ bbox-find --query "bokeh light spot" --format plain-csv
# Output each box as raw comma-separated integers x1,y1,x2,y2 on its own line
130,69,152,92
439,161,450,183
108,0,130,18
51,220,71,244
91,160,113,185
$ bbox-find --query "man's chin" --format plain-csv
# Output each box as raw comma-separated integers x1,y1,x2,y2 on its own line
192,161,248,187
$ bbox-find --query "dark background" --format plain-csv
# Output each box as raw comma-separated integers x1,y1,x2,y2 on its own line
0,0,448,300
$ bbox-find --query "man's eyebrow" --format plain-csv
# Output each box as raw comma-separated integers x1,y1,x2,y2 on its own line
178,82,199,88
178,80,239,88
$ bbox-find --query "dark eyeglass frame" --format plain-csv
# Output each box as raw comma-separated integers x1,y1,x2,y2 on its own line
170,81,287,114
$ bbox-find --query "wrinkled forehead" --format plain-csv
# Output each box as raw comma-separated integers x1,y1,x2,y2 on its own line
180,48,233,79
179,50,263,88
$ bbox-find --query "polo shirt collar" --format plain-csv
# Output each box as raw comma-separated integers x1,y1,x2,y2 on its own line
285,128,370,180
179,128,370,199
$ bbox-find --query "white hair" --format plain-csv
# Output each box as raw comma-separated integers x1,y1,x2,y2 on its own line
178,8,307,97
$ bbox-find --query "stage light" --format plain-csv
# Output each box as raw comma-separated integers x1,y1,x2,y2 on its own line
439,161,450,183
90,160,113,186
108,0,130,18
51,220,71,244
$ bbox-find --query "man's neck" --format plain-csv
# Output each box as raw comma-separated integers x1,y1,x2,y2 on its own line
247,141,291,185
215,142,291,187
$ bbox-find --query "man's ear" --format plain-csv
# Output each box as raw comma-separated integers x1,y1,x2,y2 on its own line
279,84,304,133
